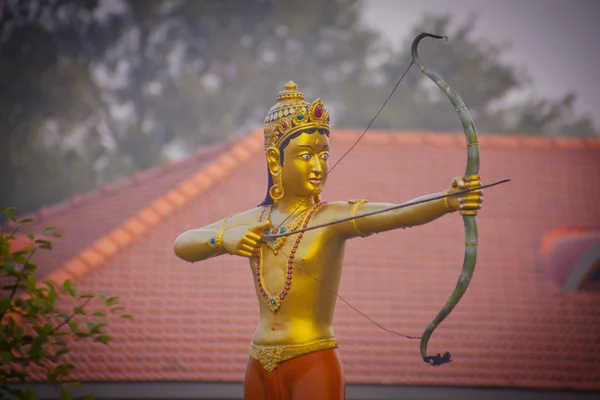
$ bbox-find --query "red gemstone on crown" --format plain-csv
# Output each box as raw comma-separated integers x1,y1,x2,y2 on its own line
314,105,323,118
282,121,287,129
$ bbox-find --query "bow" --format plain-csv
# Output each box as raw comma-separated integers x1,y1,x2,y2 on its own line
411,33,480,366
268,32,485,366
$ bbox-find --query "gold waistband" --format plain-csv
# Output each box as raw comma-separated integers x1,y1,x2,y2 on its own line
249,339,338,372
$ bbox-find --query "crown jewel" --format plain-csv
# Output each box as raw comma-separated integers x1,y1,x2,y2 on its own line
263,81,330,150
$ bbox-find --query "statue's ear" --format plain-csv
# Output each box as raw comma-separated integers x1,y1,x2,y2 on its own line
266,147,281,176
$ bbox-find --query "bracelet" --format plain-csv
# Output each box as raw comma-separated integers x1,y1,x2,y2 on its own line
208,216,229,248
443,195,452,212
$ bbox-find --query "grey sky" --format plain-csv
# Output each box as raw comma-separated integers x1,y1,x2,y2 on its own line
361,0,600,127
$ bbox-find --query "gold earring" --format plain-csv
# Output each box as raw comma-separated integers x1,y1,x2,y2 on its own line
269,176,284,204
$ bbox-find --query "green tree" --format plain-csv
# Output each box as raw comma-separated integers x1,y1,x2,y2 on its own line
0,0,126,213
1,207,132,400
368,14,598,137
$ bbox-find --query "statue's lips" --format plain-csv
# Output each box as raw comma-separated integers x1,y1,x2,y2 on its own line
308,178,321,185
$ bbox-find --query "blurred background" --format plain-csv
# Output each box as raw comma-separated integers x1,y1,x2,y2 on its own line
1,0,599,214
3,1,600,399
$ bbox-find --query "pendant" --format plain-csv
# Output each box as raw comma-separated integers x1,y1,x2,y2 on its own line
268,297,281,312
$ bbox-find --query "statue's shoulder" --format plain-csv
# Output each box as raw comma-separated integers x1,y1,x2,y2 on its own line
223,206,265,226
321,199,369,214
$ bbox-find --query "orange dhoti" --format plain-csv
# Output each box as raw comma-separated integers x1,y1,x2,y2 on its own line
243,348,345,400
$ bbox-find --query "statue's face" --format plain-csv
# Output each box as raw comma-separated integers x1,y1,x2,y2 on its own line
281,132,330,200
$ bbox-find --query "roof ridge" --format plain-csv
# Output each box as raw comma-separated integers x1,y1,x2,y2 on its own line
333,130,600,150
21,139,236,223
42,128,264,287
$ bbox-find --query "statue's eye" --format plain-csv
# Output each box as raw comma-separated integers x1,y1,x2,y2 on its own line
300,153,311,160
320,153,329,160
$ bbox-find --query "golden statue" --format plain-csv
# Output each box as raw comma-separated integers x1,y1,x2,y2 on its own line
174,76,483,398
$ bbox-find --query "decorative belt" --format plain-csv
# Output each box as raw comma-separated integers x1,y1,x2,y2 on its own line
249,338,338,372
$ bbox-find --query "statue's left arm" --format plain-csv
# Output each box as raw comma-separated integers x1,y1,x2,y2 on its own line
331,176,482,239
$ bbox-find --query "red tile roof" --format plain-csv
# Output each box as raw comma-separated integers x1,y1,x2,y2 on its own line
19,139,232,279
19,129,600,390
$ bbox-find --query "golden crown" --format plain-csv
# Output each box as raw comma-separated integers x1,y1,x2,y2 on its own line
263,81,330,150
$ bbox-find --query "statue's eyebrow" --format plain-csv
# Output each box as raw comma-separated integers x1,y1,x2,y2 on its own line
296,144,330,151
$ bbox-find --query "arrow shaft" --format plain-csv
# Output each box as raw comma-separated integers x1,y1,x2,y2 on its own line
263,178,509,240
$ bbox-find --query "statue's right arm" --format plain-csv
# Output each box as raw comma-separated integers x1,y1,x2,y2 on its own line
173,219,228,263
173,209,271,262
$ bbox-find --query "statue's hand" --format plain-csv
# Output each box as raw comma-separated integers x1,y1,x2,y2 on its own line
222,221,272,258
444,175,483,213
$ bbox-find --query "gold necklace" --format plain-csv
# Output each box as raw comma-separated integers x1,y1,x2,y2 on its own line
260,205,311,255
254,202,325,312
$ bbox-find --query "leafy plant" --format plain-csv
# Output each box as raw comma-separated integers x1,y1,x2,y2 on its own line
0,207,132,400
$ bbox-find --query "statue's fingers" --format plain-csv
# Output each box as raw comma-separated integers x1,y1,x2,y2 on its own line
240,244,254,252
452,176,466,189
246,231,262,242
461,195,483,204
238,249,252,258
460,202,482,210
243,236,258,246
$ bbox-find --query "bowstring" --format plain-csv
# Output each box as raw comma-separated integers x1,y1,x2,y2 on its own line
264,60,419,339
273,60,416,230
288,256,421,340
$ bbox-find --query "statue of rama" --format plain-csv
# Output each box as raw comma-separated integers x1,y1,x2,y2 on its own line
174,80,483,399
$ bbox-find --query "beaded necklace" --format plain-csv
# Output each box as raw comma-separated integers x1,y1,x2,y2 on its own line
260,204,311,255
254,202,325,313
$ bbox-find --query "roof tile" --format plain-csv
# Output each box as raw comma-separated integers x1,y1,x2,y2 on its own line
108,228,135,249
62,259,91,280
78,248,105,269
19,130,600,391
138,208,164,227
122,218,149,238
165,191,187,211
93,237,120,258
554,137,587,149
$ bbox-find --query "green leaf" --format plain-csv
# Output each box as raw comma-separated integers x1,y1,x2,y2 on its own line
48,370,60,385
43,323,54,333
87,322,107,334
59,312,70,320
58,362,75,377
60,387,73,400
110,306,125,314
94,334,110,345
105,296,119,306
44,226,57,235
73,307,86,315
29,341,44,361
79,294,94,299
5,210,16,222
27,232,35,241
0,350,13,362
63,280,73,291
92,311,106,317
97,293,106,300
55,348,70,357
120,314,134,320
34,239,52,249
0,297,12,313
27,275,37,291
19,218,34,224
68,321,78,333
22,387,39,400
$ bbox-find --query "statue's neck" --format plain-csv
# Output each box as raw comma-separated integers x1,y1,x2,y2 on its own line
273,197,316,219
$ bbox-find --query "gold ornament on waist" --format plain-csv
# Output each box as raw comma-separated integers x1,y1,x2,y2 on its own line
263,81,330,151
249,339,338,372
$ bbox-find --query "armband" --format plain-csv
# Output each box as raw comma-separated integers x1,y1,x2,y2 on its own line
348,199,371,237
